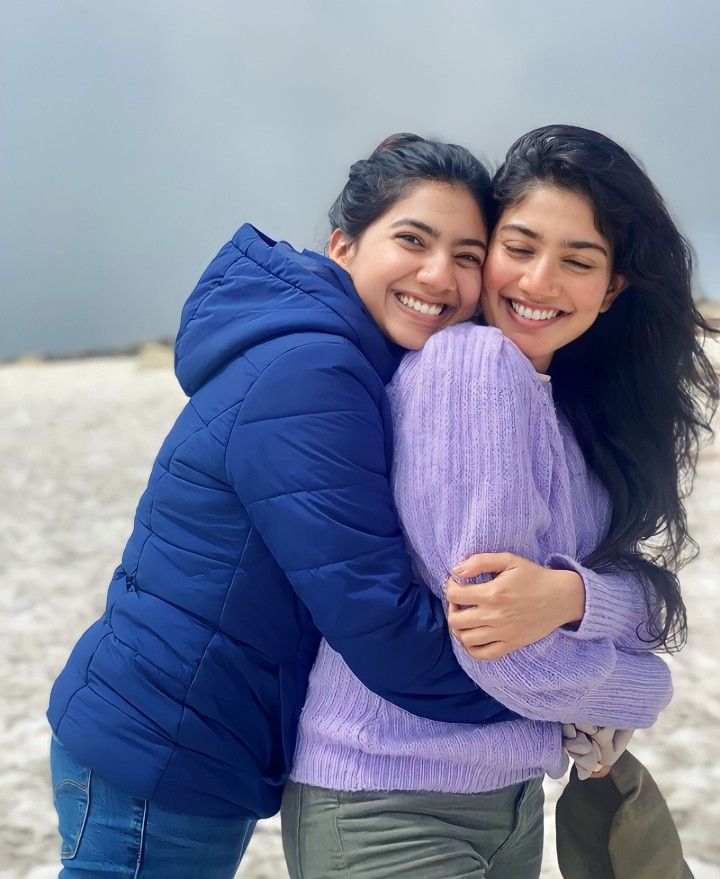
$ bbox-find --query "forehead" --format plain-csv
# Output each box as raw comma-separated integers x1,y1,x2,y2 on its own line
384,181,485,226
499,185,606,244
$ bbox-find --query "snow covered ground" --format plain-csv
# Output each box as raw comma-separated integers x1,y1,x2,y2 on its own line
2,344,718,878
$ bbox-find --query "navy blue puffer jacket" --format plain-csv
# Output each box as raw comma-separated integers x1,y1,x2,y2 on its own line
48,225,513,818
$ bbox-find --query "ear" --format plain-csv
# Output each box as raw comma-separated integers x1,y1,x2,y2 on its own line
327,228,356,270
599,273,628,313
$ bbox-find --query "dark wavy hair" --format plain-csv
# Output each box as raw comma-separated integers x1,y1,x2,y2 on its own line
329,133,492,238
488,124,718,651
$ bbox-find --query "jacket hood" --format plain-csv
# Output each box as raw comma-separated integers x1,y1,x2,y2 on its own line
174,224,403,396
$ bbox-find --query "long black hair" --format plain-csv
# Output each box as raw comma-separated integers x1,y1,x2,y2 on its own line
329,133,492,238
489,124,718,651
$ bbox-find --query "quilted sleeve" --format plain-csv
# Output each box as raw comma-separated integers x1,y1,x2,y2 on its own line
389,325,671,729
225,338,515,725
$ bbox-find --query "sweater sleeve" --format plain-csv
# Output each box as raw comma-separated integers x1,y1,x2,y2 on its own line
225,337,515,725
389,324,671,729
545,554,659,650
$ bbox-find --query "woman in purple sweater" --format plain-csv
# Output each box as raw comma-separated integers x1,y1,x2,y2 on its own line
282,126,718,878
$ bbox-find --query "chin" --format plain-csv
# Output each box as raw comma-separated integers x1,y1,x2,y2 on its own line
385,324,430,350
397,332,432,351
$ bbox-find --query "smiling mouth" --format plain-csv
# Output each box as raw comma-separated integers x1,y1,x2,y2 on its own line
508,299,564,322
394,292,448,317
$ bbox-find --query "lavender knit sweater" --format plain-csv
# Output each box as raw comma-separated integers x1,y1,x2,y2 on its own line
290,324,672,794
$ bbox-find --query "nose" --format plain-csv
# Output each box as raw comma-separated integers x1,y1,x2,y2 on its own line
416,250,456,294
518,257,560,300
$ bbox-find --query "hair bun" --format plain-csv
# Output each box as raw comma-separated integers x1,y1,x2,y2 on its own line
369,133,425,159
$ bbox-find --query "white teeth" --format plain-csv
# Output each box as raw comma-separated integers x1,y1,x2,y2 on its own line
397,293,444,316
510,300,560,321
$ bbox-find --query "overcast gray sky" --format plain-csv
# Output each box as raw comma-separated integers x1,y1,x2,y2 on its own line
2,0,718,359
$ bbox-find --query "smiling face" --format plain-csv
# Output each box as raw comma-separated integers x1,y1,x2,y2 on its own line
481,185,627,372
328,181,487,350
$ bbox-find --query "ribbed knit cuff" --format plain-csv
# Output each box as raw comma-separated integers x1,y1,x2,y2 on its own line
545,554,647,643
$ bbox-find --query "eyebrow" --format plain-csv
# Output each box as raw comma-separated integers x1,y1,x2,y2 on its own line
499,222,608,257
390,218,487,251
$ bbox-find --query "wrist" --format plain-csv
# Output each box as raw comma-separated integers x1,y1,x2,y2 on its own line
552,569,586,629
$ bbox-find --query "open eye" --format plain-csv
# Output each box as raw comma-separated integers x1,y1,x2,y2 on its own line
456,252,483,267
396,232,424,247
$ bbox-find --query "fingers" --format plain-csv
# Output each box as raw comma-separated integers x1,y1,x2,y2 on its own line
465,641,510,660
446,580,473,605
447,602,462,631
445,577,497,606
564,725,634,781
449,617,497,648
447,605,506,659
447,603,491,631
451,552,516,578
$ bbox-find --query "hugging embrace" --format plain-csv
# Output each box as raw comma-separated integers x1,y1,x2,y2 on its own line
48,126,717,878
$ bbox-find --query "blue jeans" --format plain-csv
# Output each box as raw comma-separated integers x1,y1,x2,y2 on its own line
51,736,257,878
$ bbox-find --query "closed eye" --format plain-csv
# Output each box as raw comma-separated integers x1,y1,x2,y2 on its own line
565,259,593,270
504,244,533,257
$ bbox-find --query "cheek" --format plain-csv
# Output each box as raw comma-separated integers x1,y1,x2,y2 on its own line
346,259,385,308
384,250,416,280
578,281,612,315
481,256,508,295
459,275,482,316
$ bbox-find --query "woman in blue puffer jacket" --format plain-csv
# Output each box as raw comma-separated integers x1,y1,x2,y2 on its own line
47,134,535,877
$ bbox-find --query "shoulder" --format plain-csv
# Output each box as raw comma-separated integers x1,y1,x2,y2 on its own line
251,333,378,379
390,323,539,396
239,334,386,420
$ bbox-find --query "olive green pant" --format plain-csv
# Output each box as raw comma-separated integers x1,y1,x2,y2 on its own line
281,777,544,878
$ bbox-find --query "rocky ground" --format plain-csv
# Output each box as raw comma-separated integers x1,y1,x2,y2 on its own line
2,341,718,878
